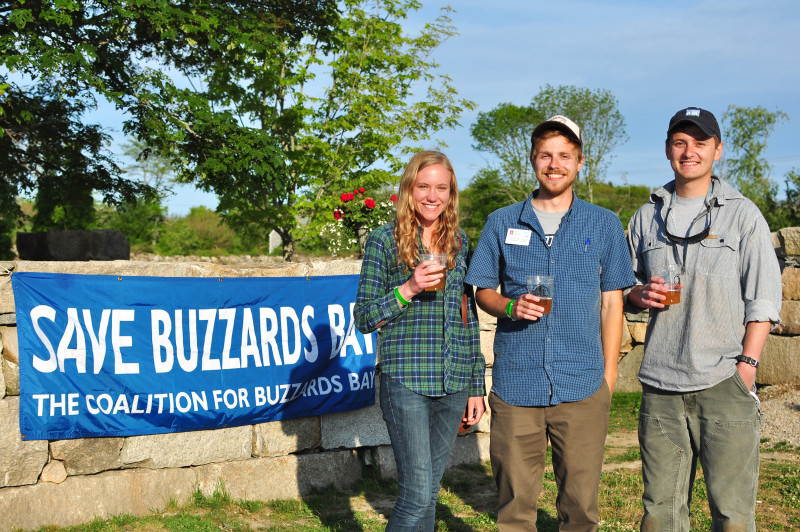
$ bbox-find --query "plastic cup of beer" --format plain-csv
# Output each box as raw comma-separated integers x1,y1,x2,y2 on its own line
420,253,447,291
656,265,682,305
526,274,554,313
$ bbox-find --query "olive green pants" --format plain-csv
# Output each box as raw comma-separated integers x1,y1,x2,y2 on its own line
639,373,761,532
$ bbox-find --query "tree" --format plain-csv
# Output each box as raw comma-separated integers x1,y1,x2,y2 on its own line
1,0,339,257
459,168,513,249
469,103,544,203
531,85,628,203
114,139,176,247
121,139,174,196
0,80,152,240
4,1,471,260
462,86,628,230
127,0,473,260
0,2,175,250
719,105,788,229
590,179,652,229
784,168,800,226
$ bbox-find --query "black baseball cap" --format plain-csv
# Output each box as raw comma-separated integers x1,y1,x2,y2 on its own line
667,107,722,140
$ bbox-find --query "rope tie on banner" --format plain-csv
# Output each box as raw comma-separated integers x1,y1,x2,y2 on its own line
0,266,14,288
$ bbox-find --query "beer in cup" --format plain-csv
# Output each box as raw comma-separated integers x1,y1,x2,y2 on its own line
420,253,447,291
656,264,682,305
526,274,554,314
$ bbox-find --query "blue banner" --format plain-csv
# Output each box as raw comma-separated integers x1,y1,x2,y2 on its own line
11,272,376,440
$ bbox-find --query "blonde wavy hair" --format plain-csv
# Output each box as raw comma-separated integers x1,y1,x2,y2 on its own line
394,151,462,271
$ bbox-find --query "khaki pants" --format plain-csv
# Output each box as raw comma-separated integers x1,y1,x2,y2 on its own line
489,381,611,532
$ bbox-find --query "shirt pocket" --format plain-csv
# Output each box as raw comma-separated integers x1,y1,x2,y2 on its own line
566,240,601,287
697,232,739,278
639,234,670,279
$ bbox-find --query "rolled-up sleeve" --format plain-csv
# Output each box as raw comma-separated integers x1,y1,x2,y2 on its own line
740,212,782,327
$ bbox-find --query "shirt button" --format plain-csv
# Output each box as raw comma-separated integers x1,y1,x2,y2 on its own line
546,338,551,343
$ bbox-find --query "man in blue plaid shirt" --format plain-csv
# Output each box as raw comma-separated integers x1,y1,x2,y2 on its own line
465,116,635,531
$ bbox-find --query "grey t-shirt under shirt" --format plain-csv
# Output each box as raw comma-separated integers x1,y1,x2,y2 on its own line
532,205,567,247
669,194,707,238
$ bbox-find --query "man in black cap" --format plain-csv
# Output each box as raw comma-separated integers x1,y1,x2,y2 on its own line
626,107,782,531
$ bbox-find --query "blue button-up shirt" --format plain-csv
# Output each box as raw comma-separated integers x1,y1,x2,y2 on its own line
465,192,635,406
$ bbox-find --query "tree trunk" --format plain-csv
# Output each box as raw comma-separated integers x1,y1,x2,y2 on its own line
279,231,294,262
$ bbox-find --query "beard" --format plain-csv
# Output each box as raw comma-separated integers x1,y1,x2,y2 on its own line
535,171,577,199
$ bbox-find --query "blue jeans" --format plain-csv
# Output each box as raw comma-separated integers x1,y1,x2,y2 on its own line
639,373,761,532
379,373,468,531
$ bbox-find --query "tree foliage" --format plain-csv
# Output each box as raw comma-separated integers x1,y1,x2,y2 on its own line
0,80,153,238
1,0,339,258
459,168,514,249
590,180,651,229
469,103,544,203
784,168,800,226
0,1,181,251
3,0,472,261
127,0,473,260
531,85,628,203
719,105,789,229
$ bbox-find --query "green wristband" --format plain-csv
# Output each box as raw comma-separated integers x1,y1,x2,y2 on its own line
506,299,516,320
394,287,411,306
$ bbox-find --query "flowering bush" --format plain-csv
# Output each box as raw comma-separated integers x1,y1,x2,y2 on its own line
322,187,398,257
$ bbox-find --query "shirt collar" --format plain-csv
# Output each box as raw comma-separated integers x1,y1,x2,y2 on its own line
653,175,745,208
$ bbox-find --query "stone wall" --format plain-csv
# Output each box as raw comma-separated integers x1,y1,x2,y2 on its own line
2,228,798,530
759,227,800,384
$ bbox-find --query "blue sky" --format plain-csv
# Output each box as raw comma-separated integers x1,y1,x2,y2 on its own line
412,0,800,194
91,0,800,214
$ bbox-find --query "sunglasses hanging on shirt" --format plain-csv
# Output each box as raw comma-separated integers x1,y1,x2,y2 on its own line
663,186,714,271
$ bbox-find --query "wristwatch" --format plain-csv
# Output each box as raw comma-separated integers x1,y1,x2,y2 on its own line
735,354,759,368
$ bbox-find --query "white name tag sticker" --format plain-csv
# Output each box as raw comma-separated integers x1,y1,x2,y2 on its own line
505,228,532,246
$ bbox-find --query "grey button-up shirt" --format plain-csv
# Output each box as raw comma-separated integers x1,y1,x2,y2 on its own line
627,176,782,392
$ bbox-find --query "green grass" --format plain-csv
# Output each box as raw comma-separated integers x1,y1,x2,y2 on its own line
20,392,800,531
607,392,641,433
604,446,641,464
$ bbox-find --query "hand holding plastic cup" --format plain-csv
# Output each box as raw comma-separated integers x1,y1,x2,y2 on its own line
526,274,554,313
420,253,447,291
655,265,682,305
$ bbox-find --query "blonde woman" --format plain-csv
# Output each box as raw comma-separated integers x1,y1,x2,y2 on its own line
354,150,486,531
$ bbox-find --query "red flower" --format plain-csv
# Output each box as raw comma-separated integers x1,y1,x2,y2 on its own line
359,187,365,193
390,194,398,203
364,198,376,209
341,193,355,202
333,209,342,220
